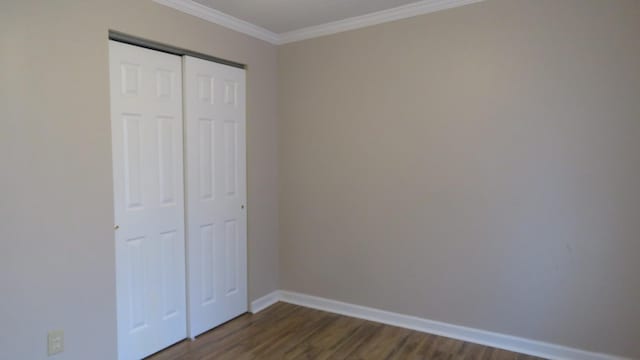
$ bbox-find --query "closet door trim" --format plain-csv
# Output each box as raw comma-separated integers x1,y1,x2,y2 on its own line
109,31,245,69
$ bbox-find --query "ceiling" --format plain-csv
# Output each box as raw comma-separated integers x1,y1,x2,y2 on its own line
193,0,424,34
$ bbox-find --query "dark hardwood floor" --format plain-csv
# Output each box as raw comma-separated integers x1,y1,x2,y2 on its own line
148,302,543,360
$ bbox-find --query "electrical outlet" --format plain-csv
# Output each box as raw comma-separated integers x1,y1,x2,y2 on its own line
47,330,64,356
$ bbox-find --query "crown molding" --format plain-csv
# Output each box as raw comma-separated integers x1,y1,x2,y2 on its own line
153,0,281,44
278,0,484,44
153,0,485,46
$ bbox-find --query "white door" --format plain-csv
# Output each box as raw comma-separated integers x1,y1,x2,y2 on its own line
109,41,187,360
183,56,247,338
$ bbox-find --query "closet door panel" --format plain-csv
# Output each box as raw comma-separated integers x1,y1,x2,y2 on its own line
110,40,186,360
184,56,247,338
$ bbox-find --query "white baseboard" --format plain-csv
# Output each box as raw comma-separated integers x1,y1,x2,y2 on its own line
251,290,626,360
249,290,281,314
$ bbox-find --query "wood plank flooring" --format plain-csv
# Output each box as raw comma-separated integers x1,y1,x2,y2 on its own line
148,302,543,360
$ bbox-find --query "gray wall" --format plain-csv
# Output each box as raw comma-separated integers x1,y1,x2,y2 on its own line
278,0,640,357
0,1,279,359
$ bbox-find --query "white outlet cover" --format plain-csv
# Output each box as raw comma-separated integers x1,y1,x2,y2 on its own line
47,330,64,356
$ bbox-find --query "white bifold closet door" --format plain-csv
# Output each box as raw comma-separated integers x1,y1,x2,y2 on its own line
109,41,187,360
183,56,247,338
